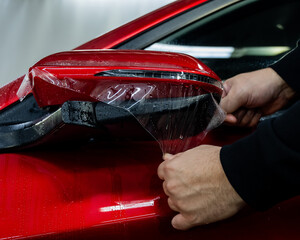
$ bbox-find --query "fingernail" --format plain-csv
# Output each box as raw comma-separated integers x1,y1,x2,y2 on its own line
163,153,174,160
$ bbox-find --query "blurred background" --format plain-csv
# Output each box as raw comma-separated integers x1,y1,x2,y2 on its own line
0,0,173,87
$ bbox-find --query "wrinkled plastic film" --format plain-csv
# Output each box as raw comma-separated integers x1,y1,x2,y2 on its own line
17,73,32,101
17,68,225,154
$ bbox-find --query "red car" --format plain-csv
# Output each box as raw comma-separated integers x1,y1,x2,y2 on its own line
0,0,300,239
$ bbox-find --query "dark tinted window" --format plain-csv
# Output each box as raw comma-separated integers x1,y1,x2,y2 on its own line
146,0,300,79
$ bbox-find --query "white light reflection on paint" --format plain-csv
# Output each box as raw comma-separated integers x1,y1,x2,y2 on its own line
99,198,157,213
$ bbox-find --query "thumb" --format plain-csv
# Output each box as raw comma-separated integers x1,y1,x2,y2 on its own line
171,214,192,230
163,153,175,161
220,84,244,114
222,80,230,98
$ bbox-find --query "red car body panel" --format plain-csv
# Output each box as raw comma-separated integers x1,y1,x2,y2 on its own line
75,0,208,50
1,0,300,239
0,134,300,239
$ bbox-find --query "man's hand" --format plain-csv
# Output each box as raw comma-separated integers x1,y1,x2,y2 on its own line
157,145,245,230
221,68,296,127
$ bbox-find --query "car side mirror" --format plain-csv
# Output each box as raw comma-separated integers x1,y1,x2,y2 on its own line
0,50,224,152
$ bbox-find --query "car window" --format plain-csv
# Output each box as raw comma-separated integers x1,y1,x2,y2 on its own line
146,0,300,79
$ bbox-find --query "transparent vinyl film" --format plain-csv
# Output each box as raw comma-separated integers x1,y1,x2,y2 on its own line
17,68,225,154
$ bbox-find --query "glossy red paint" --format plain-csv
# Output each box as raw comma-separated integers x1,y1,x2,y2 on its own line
75,0,208,50
32,50,220,80
0,132,300,239
27,50,221,107
0,140,164,239
0,76,24,111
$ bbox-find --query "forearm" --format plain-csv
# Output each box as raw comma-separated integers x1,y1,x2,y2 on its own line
220,100,300,210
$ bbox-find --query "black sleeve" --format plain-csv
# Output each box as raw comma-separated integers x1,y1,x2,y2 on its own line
271,40,300,92
220,42,300,211
220,101,300,210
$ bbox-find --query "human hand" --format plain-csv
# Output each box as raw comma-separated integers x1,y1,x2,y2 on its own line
157,145,245,230
221,68,296,127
